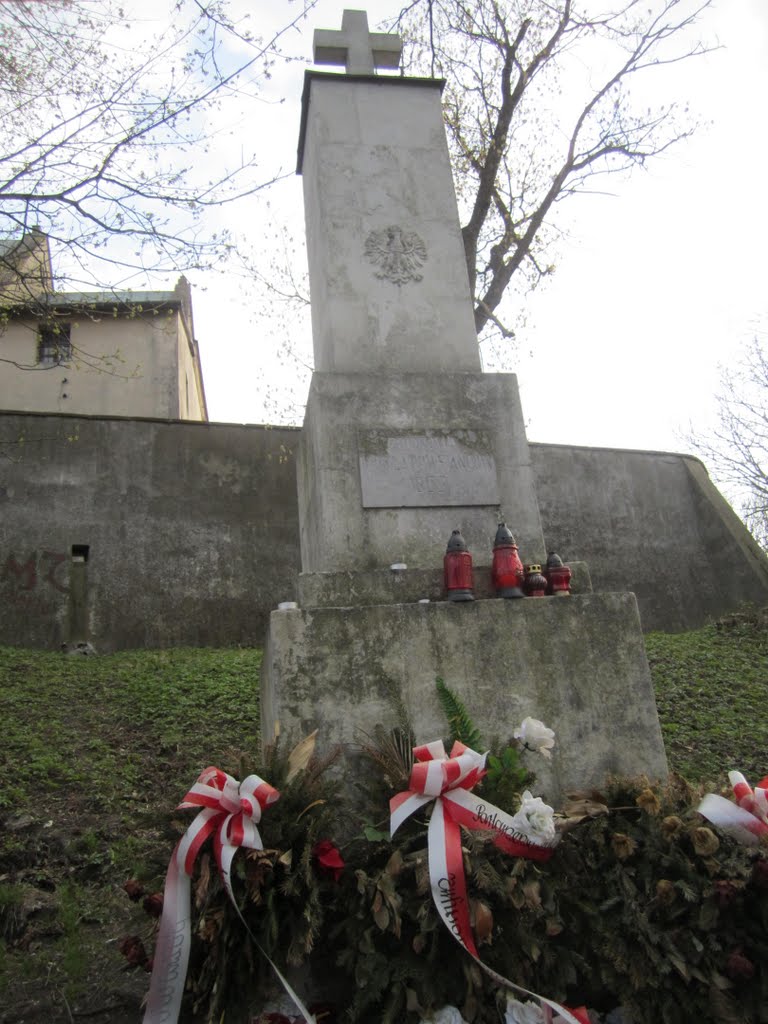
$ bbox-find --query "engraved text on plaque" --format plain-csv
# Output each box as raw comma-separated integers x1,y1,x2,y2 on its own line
358,430,499,508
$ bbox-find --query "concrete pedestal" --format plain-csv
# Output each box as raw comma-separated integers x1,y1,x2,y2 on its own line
298,371,546,572
260,591,668,807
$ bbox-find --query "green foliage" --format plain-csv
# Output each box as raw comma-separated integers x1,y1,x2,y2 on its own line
482,745,533,813
435,676,484,751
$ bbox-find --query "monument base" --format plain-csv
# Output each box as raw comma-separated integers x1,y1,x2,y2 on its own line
297,371,546,573
260,591,668,807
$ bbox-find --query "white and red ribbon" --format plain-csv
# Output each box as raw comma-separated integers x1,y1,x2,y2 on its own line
143,766,314,1024
698,770,768,845
390,740,582,1024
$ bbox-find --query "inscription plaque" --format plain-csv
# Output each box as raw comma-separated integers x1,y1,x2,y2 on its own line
358,430,499,508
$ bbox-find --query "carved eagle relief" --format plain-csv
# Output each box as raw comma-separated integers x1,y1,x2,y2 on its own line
364,225,427,285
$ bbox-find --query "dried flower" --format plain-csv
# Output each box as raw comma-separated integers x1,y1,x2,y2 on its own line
655,879,676,906
312,840,345,882
660,815,683,838
122,879,145,902
118,934,148,969
142,892,164,918
513,718,555,759
636,788,660,815
611,833,637,860
726,950,755,980
713,880,739,907
692,826,720,857
510,791,556,845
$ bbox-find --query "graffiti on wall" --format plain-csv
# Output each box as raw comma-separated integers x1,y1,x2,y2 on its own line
1,551,69,595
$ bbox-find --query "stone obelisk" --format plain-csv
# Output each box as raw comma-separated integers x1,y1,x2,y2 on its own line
260,10,668,803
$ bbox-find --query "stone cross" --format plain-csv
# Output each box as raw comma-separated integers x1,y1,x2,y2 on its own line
313,9,403,75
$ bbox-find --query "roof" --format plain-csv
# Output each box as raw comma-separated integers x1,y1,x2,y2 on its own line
52,290,180,307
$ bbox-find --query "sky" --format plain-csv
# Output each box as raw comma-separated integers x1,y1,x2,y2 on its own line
184,0,768,462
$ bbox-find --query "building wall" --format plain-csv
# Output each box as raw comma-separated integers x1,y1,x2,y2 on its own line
0,308,205,421
176,313,205,421
1,412,766,651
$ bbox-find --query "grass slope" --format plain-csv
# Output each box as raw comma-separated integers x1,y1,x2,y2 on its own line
646,611,768,783
0,646,262,1023
0,612,766,1021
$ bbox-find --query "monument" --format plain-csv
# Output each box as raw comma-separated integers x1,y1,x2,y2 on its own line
260,10,667,802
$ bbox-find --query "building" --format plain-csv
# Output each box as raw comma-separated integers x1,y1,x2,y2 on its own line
0,232,207,421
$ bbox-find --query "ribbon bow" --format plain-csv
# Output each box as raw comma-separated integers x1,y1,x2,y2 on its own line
699,770,768,845
390,740,579,1024
144,766,281,1024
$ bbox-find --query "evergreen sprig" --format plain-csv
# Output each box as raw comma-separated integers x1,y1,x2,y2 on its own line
435,676,484,750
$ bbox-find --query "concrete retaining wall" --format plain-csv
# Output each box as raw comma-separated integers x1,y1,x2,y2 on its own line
532,442,768,632
2,412,766,649
0,412,300,651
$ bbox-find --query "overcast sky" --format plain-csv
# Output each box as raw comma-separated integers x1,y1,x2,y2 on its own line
186,0,767,465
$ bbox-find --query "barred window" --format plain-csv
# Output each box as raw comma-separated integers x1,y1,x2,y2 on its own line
38,324,72,365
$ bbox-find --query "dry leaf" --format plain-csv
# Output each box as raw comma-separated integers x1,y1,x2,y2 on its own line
384,849,404,877
286,729,318,782
522,879,542,910
560,797,609,819
373,902,390,931
194,853,211,910
470,898,493,945
296,798,326,822
406,987,422,1012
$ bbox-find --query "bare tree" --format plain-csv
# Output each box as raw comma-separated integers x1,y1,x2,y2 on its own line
688,330,768,549
0,0,317,303
393,0,714,339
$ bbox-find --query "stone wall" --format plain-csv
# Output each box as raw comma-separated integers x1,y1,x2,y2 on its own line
0,412,300,651
531,442,768,632
1,412,766,650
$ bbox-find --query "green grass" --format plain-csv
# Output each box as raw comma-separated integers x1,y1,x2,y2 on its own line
646,611,768,783
0,616,766,1020
0,645,263,816
0,645,263,1020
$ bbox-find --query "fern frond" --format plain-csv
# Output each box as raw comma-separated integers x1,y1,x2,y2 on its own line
435,676,484,750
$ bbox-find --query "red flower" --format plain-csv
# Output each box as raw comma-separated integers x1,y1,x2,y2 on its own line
143,892,164,918
122,879,145,902
312,840,345,882
118,934,149,969
726,950,755,980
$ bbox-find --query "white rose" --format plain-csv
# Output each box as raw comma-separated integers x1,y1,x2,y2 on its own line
505,996,546,1024
514,717,555,759
419,1007,468,1024
511,790,557,844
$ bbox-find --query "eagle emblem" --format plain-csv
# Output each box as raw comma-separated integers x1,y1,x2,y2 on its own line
364,226,427,285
